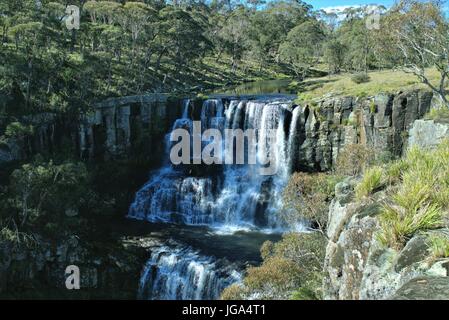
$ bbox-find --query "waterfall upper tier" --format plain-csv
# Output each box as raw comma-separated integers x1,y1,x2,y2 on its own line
128,95,305,231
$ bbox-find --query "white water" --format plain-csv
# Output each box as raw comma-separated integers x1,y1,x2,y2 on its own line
138,245,242,300
128,97,303,231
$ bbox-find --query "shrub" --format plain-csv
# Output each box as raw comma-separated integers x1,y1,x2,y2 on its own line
427,233,449,259
335,144,375,176
351,72,371,84
243,256,303,299
355,166,384,199
0,226,37,248
384,159,408,184
379,202,444,249
221,284,246,300
5,122,34,139
221,232,326,300
282,173,341,232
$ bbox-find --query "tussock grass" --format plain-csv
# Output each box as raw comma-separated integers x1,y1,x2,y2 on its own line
355,166,384,199
428,233,449,259
377,140,449,249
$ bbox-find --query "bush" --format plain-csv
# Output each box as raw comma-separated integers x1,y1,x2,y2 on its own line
282,173,341,232
379,201,444,249
335,144,375,176
351,72,371,84
427,233,449,259
221,284,246,300
221,232,326,300
4,121,34,139
8,159,90,227
355,166,384,199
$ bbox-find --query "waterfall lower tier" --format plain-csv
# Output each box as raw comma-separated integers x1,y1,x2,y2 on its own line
128,96,304,231
138,244,241,300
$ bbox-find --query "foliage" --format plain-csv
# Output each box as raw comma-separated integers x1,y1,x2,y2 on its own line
382,0,449,107
221,232,326,300
351,72,371,84
4,121,34,139
424,107,449,122
427,233,449,259
355,166,384,199
335,144,375,176
377,141,449,248
282,172,341,232
6,159,90,228
279,20,325,80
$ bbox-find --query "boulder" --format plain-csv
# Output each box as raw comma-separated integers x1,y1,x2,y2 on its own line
391,276,449,300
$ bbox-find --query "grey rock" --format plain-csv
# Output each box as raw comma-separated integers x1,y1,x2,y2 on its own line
408,119,449,150
395,236,429,272
391,276,449,300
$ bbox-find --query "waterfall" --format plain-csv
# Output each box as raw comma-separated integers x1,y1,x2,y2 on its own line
138,245,242,300
128,96,303,231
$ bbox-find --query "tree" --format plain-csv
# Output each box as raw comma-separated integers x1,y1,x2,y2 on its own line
385,0,449,107
324,38,346,74
10,160,89,227
279,20,325,80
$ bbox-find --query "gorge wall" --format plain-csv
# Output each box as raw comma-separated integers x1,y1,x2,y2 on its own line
323,118,449,300
0,88,442,299
0,89,435,170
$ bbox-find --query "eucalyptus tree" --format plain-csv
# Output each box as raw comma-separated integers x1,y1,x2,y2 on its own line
385,0,449,107
279,20,325,81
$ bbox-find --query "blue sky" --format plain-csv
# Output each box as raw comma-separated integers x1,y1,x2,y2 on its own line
305,0,395,10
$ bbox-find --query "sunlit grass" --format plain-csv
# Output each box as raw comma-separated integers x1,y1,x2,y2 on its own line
376,141,449,249
299,68,446,99
355,166,384,200
428,233,449,259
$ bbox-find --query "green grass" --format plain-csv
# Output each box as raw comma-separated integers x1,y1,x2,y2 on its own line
376,141,449,249
295,68,447,100
424,107,449,123
355,166,384,200
428,233,449,259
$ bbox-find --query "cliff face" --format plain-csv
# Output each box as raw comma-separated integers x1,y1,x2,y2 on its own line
0,89,434,170
0,94,184,166
294,90,433,171
323,120,449,300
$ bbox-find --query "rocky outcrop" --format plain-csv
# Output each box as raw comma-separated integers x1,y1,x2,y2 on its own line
0,235,157,299
0,90,434,169
408,119,449,150
323,178,449,300
78,94,183,160
0,94,184,166
391,276,449,300
295,90,433,171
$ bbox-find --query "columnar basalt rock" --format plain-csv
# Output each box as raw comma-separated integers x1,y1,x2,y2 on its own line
293,90,433,172
0,90,435,168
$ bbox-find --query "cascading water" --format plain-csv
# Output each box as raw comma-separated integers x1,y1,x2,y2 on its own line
130,95,304,300
128,96,304,231
138,244,242,300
